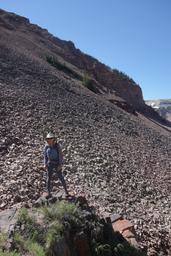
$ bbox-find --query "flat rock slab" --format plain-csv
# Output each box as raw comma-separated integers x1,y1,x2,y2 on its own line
0,208,18,233
110,213,122,223
112,219,134,233
112,218,139,249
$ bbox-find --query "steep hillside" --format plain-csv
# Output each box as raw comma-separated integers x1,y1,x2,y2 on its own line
0,9,171,256
0,8,147,111
0,8,169,127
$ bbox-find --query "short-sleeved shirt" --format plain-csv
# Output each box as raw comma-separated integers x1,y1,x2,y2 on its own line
44,143,63,166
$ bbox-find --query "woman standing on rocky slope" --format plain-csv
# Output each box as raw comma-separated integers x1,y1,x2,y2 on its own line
43,132,69,198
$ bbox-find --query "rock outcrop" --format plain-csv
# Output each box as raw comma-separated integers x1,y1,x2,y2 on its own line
0,8,145,111
0,196,143,256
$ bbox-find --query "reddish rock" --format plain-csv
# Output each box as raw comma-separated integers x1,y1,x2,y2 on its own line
122,229,135,238
53,239,70,256
74,232,91,256
112,219,139,248
112,219,134,233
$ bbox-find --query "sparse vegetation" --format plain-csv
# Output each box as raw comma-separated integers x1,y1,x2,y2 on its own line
16,208,44,244
14,233,45,256
82,73,92,86
0,202,80,255
46,56,82,80
41,200,78,222
0,250,21,256
93,235,145,256
112,69,136,85
95,244,112,256
27,242,45,256
46,56,100,94
82,73,99,93
45,221,63,255
0,233,7,249
0,201,145,255
17,207,34,226
13,207,45,255
113,242,145,256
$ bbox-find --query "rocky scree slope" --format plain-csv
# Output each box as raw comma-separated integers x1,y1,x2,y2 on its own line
0,47,171,255
0,9,171,256
0,7,160,115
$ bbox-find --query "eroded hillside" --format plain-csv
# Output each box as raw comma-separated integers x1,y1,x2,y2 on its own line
0,9,171,256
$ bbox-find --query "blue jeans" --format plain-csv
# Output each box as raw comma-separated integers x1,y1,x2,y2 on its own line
46,163,68,194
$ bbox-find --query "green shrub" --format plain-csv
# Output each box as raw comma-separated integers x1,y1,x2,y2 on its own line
17,208,45,244
95,244,112,256
0,233,7,249
82,73,99,93
14,233,45,256
45,221,64,255
13,233,26,252
27,241,45,256
17,207,34,226
14,202,78,255
83,73,91,86
46,56,81,80
113,242,145,256
41,201,78,223
0,250,20,256
112,69,136,85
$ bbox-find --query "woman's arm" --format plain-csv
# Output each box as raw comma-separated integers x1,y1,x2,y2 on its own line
43,145,48,168
57,143,64,165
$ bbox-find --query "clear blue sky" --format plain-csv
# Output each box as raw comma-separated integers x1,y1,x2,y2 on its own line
0,0,170,100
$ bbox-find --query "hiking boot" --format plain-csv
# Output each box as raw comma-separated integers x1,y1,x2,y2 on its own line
43,192,52,199
65,191,71,198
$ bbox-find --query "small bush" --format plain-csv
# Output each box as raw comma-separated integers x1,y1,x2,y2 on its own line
82,73,91,86
95,244,112,256
13,202,79,255
17,207,34,226
13,233,26,253
82,73,99,93
46,56,81,80
27,241,45,256
45,221,63,255
14,233,45,256
17,208,45,244
0,233,7,249
0,250,20,256
113,242,145,256
112,69,136,85
41,201,78,223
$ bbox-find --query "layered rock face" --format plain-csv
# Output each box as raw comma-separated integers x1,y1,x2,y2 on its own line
0,9,171,256
0,8,145,110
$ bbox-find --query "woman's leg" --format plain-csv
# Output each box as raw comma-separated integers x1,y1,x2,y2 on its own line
56,169,68,194
46,165,53,194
